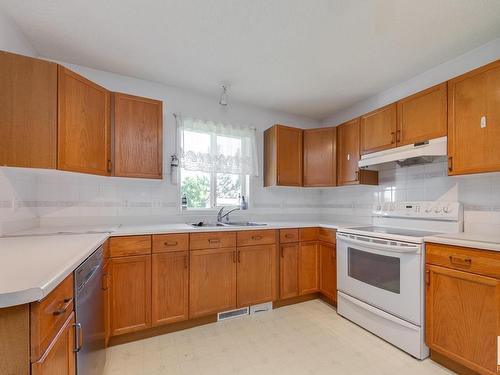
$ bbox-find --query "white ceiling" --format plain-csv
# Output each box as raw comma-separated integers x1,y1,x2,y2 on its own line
1,0,500,120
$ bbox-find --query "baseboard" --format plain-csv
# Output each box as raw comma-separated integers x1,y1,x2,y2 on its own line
430,350,482,375
273,293,320,308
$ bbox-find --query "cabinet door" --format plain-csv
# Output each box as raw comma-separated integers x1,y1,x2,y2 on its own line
237,245,276,307
279,243,299,299
113,93,163,178
58,66,111,175
397,83,447,146
303,127,336,187
31,312,75,375
448,60,500,175
110,255,151,336
298,242,319,295
337,118,361,185
426,265,499,375
0,51,57,169
319,243,336,301
152,252,189,326
277,125,303,186
189,248,237,318
360,103,397,154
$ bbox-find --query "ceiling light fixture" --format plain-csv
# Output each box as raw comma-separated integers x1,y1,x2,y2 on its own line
219,84,229,106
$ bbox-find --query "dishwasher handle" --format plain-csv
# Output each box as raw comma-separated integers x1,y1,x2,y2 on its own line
73,323,83,352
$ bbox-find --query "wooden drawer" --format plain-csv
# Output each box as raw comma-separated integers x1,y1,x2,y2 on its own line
318,228,336,244
110,235,151,257
189,232,236,250
280,229,299,243
237,230,276,247
426,243,500,279
152,233,189,253
299,227,319,242
30,273,74,362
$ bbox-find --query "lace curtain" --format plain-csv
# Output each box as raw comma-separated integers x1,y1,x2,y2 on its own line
176,114,258,176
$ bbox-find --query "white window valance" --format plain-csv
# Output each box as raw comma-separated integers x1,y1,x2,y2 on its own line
176,115,259,176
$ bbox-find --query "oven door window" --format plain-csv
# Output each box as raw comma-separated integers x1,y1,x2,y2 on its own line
348,247,400,294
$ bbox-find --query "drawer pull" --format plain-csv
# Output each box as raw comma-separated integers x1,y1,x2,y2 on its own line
284,234,294,239
251,235,263,240
53,298,73,316
164,241,178,246
449,255,472,267
208,239,220,244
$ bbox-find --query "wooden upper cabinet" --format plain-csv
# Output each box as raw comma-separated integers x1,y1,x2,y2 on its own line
426,265,499,375
448,60,500,176
360,103,397,154
113,93,163,178
58,66,111,175
236,245,277,307
152,251,189,326
303,127,337,187
0,51,57,169
337,119,378,186
110,255,151,336
397,83,447,146
264,125,303,186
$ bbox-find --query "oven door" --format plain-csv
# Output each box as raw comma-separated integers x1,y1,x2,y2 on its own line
336,232,423,325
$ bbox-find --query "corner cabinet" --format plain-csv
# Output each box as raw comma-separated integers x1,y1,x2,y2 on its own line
58,66,111,175
112,93,163,179
448,60,500,176
0,51,58,169
426,243,500,375
303,127,337,187
337,118,378,186
264,125,303,186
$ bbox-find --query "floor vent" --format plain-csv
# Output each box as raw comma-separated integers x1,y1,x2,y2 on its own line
250,302,273,314
217,307,249,321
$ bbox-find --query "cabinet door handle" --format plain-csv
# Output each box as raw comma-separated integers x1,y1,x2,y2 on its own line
280,247,284,258
73,323,83,352
449,255,472,267
164,241,178,246
233,251,237,263
251,235,263,240
448,156,453,172
53,298,73,316
285,234,294,239
396,130,401,143
107,159,112,173
184,255,188,269
237,250,241,263
208,239,220,244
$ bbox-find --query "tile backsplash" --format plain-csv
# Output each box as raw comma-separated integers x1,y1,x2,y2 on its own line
1,159,500,234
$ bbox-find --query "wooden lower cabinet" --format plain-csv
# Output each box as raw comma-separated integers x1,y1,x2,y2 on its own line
237,245,276,307
31,312,75,375
189,248,237,318
319,243,337,301
152,252,189,326
298,242,319,295
279,243,299,299
110,255,151,336
426,264,499,375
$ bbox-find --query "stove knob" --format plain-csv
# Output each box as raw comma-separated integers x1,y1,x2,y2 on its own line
443,204,452,214
434,205,442,214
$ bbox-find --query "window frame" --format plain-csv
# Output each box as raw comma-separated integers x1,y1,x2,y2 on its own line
179,129,250,210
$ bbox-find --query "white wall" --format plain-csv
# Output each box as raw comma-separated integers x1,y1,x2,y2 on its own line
0,11,37,56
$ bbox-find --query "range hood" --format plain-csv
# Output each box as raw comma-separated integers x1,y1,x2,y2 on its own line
358,136,447,168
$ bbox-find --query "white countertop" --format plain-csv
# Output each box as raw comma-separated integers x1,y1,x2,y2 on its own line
425,232,500,252
0,233,108,308
0,220,362,308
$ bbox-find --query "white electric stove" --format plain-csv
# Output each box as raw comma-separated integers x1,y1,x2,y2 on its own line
336,201,463,359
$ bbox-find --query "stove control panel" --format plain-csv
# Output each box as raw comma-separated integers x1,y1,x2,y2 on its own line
373,201,462,221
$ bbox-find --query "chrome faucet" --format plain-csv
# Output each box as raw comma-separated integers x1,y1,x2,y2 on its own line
217,206,240,223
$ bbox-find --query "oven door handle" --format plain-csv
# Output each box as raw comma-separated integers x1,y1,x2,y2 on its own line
337,234,420,253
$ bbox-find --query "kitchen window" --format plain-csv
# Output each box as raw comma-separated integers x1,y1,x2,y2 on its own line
176,116,258,209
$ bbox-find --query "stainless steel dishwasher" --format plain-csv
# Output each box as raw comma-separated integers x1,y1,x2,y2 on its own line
74,245,106,375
